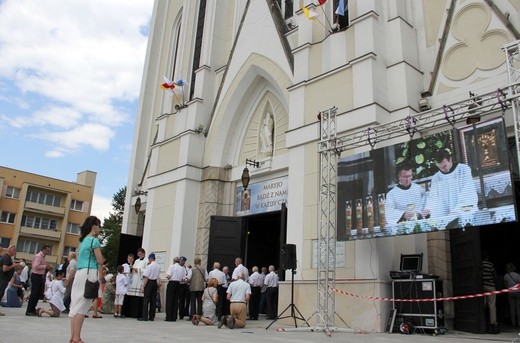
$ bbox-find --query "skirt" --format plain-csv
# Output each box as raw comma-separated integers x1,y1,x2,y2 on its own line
69,268,97,317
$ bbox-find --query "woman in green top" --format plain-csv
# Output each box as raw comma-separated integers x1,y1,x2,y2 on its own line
68,216,104,343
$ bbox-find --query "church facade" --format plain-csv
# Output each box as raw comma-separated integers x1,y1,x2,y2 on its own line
122,0,520,332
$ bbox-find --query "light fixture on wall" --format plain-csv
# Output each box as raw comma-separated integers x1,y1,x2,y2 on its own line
241,159,262,190
134,189,148,214
241,167,250,190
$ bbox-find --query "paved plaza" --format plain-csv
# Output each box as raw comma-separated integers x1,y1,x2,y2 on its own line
0,303,519,343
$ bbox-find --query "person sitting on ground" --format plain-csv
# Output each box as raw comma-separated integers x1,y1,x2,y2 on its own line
38,270,67,317
193,278,219,325
100,273,115,314
0,264,24,308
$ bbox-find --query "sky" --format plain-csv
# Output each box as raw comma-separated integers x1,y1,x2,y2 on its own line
0,0,154,222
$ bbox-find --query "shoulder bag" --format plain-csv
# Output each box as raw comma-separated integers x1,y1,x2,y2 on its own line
84,238,100,299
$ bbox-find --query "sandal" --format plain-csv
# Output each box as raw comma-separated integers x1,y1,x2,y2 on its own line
92,315,102,319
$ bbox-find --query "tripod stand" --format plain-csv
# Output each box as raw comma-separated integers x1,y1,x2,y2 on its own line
266,269,310,329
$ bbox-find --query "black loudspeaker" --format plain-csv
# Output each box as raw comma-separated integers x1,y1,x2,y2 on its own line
280,244,297,270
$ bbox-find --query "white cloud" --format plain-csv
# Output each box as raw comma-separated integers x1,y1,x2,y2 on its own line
0,0,152,155
91,194,113,223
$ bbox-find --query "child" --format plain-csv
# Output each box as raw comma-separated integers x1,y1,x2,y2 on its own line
38,270,66,317
114,265,128,318
0,265,24,308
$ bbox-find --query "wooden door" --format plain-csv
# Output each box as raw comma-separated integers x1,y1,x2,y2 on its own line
207,216,244,272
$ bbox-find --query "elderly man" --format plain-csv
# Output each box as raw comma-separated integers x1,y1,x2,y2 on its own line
218,272,251,329
264,265,279,320
231,257,248,281
385,163,427,224
0,245,18,316
165,256,183,322
62,251,77,313
248,266,264,320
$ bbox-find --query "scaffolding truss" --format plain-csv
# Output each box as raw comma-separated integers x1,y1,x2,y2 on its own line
316,39,520,334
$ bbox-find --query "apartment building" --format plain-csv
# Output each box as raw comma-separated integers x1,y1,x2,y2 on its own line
0,166,96,266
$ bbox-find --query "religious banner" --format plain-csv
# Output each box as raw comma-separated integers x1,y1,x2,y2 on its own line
236,176,288,216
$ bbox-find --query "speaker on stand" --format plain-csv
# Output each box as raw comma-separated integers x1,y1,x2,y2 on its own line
266,244,310,329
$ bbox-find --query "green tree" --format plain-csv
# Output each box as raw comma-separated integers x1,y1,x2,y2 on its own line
100,186,126,272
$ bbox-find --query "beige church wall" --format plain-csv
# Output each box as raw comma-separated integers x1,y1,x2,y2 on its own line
422,0,448,47
148,183,177,256
156,139,181,175
303,68,353,125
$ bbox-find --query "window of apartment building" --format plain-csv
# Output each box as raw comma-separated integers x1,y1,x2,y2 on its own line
21,214,58,231
66,222,80,235
63,245,77,257
70,199,83,212
26,190,62,207
5,186,20,199
0,211,15,224
274,0,294,20
0,237,10,247
16,239,52,255
333,0,349,31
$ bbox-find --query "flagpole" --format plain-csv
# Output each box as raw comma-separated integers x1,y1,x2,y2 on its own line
319,4,333,33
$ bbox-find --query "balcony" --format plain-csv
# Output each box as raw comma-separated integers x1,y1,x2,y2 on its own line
19,226,62,241
24,201,65,216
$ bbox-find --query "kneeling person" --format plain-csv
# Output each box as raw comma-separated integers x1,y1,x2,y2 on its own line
218,272,251,329
39,270,67,317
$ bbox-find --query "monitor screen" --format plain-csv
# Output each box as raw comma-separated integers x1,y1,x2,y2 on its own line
337,117,517,241
400,253,423,273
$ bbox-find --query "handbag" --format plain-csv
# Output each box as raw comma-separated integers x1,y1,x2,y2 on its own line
84,238,100,299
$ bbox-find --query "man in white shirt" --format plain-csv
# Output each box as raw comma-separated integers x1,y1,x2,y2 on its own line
231,257,248,281
264,265,279,319
218,272,251,329
385,163,427,225
425,149,478,218
248,266,264,320
208,262,226,320
165,256,183,321
138,253,161,322
178,256,191,319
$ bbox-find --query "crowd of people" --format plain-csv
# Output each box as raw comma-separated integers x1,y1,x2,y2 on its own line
0,216,280,340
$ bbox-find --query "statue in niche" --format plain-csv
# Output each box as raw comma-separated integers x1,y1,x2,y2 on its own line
260,112,274,156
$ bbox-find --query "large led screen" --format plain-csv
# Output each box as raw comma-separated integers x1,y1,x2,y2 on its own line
337,117,517,241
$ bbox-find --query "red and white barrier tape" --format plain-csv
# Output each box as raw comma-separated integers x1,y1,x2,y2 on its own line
329,283,520,302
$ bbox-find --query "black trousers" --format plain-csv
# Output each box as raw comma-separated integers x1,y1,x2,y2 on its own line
221,286,230,316
250,286,262,319
142,280,158,320
216,285,225,320
266,287,279,319
190,290,203,317
26,273,45,314
178,283,189,318
165,281,180,321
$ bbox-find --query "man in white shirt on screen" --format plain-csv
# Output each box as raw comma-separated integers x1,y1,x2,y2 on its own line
425,149,478,218
385,163,427,225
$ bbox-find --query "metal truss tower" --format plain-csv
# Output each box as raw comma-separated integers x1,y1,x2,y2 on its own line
316,41,520,335
317,106,339,334
504,40,520,171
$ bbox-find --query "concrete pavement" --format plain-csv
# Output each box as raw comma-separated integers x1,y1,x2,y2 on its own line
0,303,519,343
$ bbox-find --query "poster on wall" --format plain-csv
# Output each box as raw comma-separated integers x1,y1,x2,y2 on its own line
337,117,517,241
236,176,288,216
